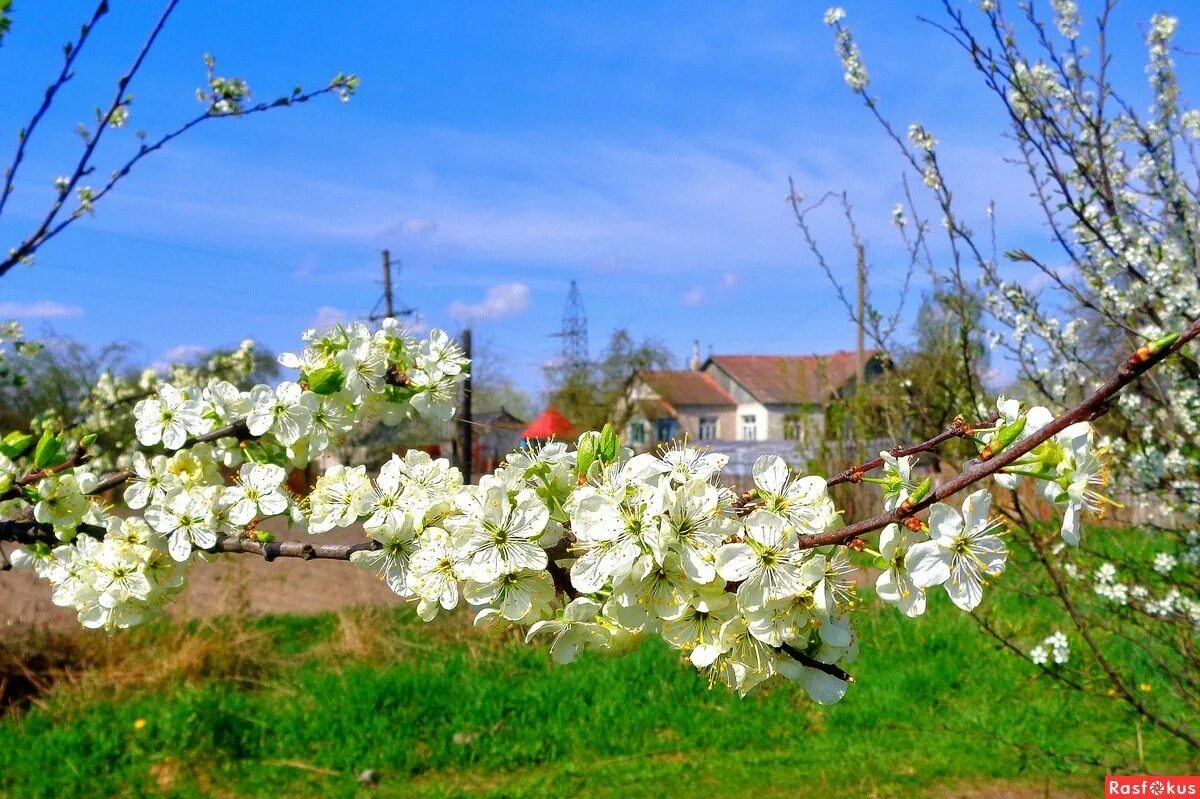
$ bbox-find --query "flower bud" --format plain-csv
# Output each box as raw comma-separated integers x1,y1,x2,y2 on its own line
979,417,1026,461
1131,333,1180,365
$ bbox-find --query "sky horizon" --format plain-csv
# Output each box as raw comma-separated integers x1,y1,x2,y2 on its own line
2,1,1197,404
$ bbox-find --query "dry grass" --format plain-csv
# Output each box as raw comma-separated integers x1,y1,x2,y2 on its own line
0,612,279,713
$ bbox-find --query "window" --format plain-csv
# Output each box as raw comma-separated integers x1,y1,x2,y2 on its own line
655,419,677,442
741,414,758,441
784,414,803,441
698,416,718,441
629,421,646,446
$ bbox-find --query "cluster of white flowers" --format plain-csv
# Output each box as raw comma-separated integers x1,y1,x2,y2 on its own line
1090,557,1200,627
310,442,856,701
2,321,468,628
824,8,869,92
12,517,189,629
1050,0,1081,40
1030,630,1070,666
0,303,1148,703
1153,551,1177,575
980,395,1107,545
907,123,937,152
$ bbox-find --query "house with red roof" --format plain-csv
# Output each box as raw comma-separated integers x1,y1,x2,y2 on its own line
617,349,884,449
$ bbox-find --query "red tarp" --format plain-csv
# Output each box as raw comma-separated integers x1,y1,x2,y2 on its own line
520,405,576,440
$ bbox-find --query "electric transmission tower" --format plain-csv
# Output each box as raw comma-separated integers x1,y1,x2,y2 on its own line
554,279,588,371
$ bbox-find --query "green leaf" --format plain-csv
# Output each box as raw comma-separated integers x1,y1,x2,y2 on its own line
576,432,597,478
304,364,345,396
242,440,289,468
597,423,620,464
0,430,34,459
33,430,66,470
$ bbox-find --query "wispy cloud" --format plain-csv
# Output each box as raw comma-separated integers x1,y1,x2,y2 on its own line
449,283,532,323
0,300,84,319
162,344,207,362
314,306,351,328
680,287,706,306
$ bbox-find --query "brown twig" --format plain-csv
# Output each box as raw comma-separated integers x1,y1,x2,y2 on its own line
779,642,855,683
797,319,1200,551
825,413,994,487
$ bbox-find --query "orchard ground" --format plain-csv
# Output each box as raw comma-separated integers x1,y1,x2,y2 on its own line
0,524,1195,798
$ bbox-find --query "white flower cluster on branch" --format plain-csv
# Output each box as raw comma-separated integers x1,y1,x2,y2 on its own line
4,314,1185,704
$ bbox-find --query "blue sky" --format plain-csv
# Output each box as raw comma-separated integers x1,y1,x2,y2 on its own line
1,1,1196,397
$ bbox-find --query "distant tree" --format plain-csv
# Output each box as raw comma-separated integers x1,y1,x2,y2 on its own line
0,336,132,432
544,328,673,431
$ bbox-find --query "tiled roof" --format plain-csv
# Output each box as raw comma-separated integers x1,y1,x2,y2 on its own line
706,351,876,404
634,398,677,421
639,370,736,407
476,406,526,429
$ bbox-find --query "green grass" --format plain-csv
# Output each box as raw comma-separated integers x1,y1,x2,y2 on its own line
0,584,1194,799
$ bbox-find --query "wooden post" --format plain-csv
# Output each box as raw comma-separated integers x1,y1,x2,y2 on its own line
855,241,866,390
457,328,473,484
381,249,394,319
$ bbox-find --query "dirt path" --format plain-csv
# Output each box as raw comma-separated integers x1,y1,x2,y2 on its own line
1,523,404,633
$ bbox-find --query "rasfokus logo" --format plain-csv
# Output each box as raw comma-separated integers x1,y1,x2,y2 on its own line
1106,776,1200,797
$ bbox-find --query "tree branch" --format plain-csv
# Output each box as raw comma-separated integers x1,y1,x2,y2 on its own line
0,0,181,279
825,413,994,488
798,318,1200,550
0,0,109,221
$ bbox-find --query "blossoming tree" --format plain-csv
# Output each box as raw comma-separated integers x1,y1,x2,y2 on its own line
806,1,1200,748
0,0,1198,751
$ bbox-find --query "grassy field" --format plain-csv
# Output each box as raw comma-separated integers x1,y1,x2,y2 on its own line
0,578,1195,799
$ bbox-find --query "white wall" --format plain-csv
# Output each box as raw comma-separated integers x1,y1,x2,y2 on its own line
735,402,768,441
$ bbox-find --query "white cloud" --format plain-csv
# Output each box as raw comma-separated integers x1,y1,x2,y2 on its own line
162,344,207,363
314,306,351,328
449,283,531,323
680,287,705,306
0,300,84,319
721,271,740,289
398,217,438,236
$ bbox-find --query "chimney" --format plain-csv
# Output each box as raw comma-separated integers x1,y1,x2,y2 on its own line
690,339,702,370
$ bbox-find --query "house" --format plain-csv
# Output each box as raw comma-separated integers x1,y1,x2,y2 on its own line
617,348,884,450
474,406,526,474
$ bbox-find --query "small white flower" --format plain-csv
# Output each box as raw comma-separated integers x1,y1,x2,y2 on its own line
715,510,814,611
134,384,203,449
123,452,181,510
145,492,218,562
752,455,837,532
875,523,926,617
661,444,728,484
222,463,289,525
1152,552,1177,575
454,486,549,581
351,514,419,596
906,489,1007,611
464,569,555,623
246,382,312,445
33,474,90,534
526,597,610,663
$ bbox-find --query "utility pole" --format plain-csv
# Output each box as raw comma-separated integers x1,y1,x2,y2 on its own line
456,328,473,484
855,241,866,391
381,249,394,319
368,249,415,322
